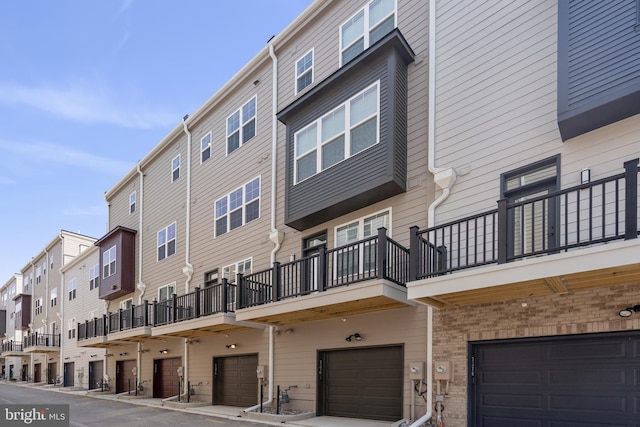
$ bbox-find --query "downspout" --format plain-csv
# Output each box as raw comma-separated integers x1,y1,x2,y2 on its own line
135,165,146,304
58,263,65,384
245,39,280,413
181,116,194,398
410,1,448,425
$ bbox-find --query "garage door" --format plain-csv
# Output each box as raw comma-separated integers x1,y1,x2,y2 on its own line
471,332,640,426
154,357,182,398
318,346,403,421
213,355,258,406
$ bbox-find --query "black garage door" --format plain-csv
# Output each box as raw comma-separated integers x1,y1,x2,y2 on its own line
318,346,403,421
471,332,640,426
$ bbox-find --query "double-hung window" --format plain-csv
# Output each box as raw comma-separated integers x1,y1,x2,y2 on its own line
335,209,390,278
158,282,176,302
295,81,379,183
172,155,181,182
35,298,42,316
50,288,57,307
157,222,177,261
340,0,396,65
295,49,314,94
227,96,257,155
103,245,116,278
156,283,176,325
68,278,77,301
222,258,251,311
89,265,99,290
68,318,76,339
214,177,260,237
201,132,212,163
129,191,136,214
36,266,41,284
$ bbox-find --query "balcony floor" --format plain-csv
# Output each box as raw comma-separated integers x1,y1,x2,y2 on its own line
236,279,414,326
408,238,640,308
23,346,60,354
151,313,259,339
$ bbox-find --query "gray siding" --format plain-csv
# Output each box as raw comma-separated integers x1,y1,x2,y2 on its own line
558,0,640,140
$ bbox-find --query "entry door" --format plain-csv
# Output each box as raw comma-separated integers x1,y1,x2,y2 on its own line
22,364,28,381
502,157,559,259
34,363,41,383
153,357,181,398
47,363,56,384
89,360,104,390
302,232,327,293
64,362,74,387
213,355,258,406
116,360,136,394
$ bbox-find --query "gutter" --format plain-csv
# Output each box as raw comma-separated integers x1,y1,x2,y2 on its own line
135,164,146,304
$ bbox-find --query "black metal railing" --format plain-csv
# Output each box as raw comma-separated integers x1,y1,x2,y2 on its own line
411,158,639,279
238,227,409,309
23,333,61,348
78,316,108,341
1,341,23,353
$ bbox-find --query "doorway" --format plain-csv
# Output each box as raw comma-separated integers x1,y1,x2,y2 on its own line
116,359,136,394
88,360,104,390
153,357,181,398
34,363,41,383
47,362,57,384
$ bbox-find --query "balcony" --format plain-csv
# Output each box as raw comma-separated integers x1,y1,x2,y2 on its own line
77,281,244,345
407,159,640,308
235,228,413,325
22,333,60,353
1,340,24,357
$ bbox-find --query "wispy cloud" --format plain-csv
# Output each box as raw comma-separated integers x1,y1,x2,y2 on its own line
0,81,177,129
0,139,133,177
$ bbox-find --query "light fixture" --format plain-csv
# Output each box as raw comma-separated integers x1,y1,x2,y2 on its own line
581,168,591,184
345,333,362,342
119,352,128,356
226,344,237,349
159,349,169,354
90,354,97,358
284,328,294,335
618,305,640,317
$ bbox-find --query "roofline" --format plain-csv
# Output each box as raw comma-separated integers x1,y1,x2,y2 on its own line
105,0,333,200
19,230,97,274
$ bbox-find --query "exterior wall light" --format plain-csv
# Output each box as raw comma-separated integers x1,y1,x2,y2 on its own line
619,305,640,317
345,333,362,342
226,344,237,349
159,349,169,354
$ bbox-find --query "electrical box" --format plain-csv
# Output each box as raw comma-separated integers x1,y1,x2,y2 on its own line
256,365,266,379
434,360,453,381
177,366,183,377
409,362,424,380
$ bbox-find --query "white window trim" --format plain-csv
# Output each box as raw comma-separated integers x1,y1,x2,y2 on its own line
103,245,116,278
120,298,133,310
171,154,181,182
35,298,43,316
226,95,257,156
214,177,261,237
293,81,380,184
158,282,177,302
89,265,99,290
201,132,212,164
222,257,252,284
68,278,77,300
50,287,57,307
339,0,397,67
295,48,314,95
157,222,177,261
129,191,136,214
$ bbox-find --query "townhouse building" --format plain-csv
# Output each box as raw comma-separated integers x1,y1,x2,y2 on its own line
406,1,640,426
0,274,28,381
77,0,434,423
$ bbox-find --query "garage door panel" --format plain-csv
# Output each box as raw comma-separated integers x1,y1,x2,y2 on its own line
479,345,544,364
473,333,640,426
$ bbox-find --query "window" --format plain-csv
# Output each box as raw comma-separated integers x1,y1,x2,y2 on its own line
214,177,261,237
67,318,76,339
8,284,15,297
36,266,41,284
204,269,219,287
158,282,176,302
129,191,136,214
157,222,177,261
201,132,212,163
50,288,57,307
43,261,46,275
172,155,181,182
87,310,97,321
103,245,116,278
120,299,133,310
294,82,379,183
68,278,77,301
335,209,390,277
89,265,99,290
295,49,314,94
35,298,42,316
340,0,396,65
226,96,257,155
50,255,54,269
222,258,252,284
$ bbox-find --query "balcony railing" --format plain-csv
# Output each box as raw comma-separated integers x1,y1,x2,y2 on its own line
238,227,409,309
77,281,237,340
23,333,61,349
410,158,639,279
1,341,23,353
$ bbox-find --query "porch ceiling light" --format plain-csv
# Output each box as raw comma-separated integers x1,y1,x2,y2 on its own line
345,333,362,342
226,344,237,349
159,349,169,354
619,305,640,317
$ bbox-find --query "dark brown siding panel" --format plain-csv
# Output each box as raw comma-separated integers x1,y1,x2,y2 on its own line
96,226,136,300
279,30,414,230
0,310,5,335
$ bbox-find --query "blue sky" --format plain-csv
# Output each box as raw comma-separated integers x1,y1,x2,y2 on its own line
0,0,313,281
